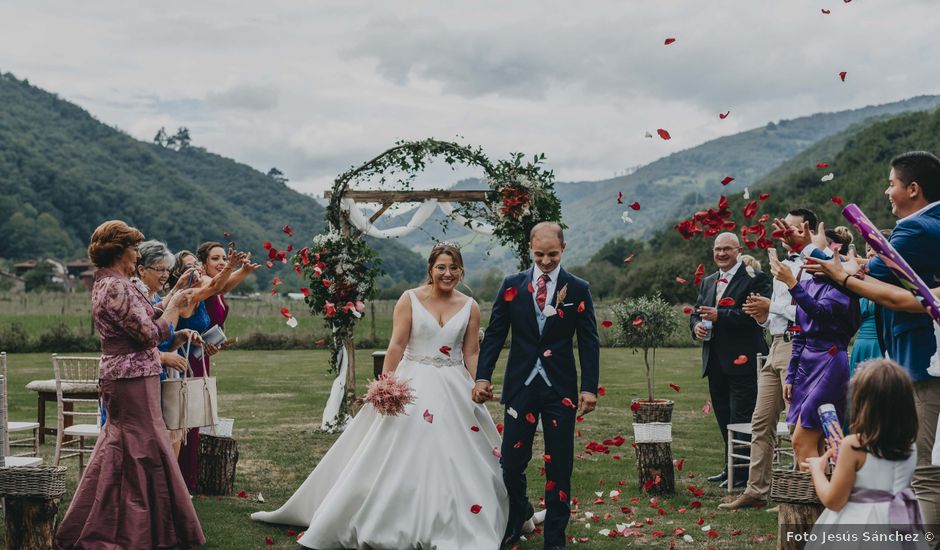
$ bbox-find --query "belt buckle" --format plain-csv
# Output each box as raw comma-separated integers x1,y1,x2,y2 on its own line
783,332,791,343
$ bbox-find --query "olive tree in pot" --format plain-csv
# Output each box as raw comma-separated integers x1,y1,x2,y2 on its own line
612,293,682,495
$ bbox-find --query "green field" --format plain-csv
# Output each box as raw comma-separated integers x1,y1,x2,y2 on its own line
1,348,780,549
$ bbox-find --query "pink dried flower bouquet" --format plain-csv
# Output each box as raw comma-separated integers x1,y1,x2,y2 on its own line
365,375,415,416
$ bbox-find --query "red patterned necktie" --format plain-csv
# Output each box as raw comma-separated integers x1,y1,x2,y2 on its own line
536,273,550,310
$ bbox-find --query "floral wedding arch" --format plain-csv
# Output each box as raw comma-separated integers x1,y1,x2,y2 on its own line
293,138,563,431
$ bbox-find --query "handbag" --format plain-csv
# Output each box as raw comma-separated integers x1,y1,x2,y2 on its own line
161,336,219,430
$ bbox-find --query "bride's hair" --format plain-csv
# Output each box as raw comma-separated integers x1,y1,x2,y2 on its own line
425,242,466,286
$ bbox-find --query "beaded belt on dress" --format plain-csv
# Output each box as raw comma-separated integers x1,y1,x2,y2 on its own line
403,351,464,368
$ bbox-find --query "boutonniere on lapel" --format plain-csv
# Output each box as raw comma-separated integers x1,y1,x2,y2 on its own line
543,283,569,318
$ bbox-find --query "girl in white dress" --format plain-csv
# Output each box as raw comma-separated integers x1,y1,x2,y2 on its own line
804,359,926,549
252,243,511,549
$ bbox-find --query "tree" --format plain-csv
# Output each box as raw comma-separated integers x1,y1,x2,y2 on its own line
267,167,288,185
590,237,645,266
24,263,62,293
173,127,191,150
153,127,169,147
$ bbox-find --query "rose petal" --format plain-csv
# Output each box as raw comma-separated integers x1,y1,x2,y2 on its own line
601,320,613,328
504,286,518,301
664,37,676,45
282,225,293,236
423,409,434,423
759,192,770,201
616,191,623,204
719,111,730,119
668,383,681,392
721,176,734,185
577,300,586,313
543,349,553,357
816,162,830,168
597,386,606,396
526,412,537,424
656,128,671,140
839,71,847,81
694,264,705,286
623,253,636,264
632,317,644,327
629,201,641,211
439,345,451,356
733,355,748,365
831,196,844,206
718,297,736,307
470,504,482,514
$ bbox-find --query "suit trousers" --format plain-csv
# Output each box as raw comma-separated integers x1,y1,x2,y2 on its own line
707,355,758,477
913,377,940,548
500,376,576,548
742,336,791,500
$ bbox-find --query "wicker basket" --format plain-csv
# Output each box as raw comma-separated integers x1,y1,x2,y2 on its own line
771,469,823,504
0,466,67,498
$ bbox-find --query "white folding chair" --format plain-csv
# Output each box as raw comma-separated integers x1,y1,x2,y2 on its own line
0,352,40,457
52,354,101,479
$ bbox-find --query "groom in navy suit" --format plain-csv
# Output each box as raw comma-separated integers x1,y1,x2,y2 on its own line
474,222,600,550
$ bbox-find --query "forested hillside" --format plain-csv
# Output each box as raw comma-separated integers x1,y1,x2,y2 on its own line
0,73,424,287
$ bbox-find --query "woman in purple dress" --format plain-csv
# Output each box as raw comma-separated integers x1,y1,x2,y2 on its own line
56,220,205,549
770,252,860,467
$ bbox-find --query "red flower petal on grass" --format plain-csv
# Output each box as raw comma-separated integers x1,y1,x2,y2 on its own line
601,320,613,328
664,37,676,45
668,383,681,392
694,263,705,286
439,346,451,356
632,317,644,327
721,176,735,185
839,71,847,81
733,355,748,365
423,409,434,423
831,196,844,206
504,286,518,301
597,386,606,396
719,111,731,119
657,128,671,140
676,458,685,471
525,412,537,424
629,201,641,211
708,529,719,538
470,504,482,514
718,297,736,307
282,225,293,237
265,536,274,546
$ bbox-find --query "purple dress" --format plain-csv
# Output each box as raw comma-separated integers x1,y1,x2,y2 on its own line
785,277,861,431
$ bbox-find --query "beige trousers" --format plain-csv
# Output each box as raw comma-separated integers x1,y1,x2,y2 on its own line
742,336,791,500
913,377,940,548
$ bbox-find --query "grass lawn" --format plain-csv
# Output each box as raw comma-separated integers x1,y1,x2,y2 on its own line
2,348,780,548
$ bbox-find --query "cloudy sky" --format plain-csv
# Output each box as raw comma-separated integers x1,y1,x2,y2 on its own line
2,1,939,197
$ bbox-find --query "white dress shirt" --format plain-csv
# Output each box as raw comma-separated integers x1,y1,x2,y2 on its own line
763,256,807,335
715,261,743,303
525,264,561,387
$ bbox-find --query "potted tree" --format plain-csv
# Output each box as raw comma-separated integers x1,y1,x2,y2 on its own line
612,293,682,495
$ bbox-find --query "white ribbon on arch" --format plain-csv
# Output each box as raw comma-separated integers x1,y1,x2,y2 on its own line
341,197,494,237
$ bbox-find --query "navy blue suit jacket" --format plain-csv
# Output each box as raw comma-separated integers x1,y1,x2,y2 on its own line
477,268,600,405
866,202,940,381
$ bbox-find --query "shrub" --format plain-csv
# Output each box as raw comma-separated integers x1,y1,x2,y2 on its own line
611,293,683,402
0,322,30,353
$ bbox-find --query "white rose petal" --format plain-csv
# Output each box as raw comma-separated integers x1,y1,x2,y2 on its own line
609,490,621,498
507,407,518,419
683,534,694,543
743,187,750,200
821,172,835,182
598,529,611,537
542,304,557,317
616,523,628,532
595,491,604,497
621,212,634,223
702,524,711,532
286,317,298,328
255,492,265,503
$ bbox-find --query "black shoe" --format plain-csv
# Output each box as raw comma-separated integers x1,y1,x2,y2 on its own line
500,528,522,550
719,478,747,489
707,470,728,483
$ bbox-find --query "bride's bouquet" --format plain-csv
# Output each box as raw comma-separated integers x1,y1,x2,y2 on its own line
365,375,415,416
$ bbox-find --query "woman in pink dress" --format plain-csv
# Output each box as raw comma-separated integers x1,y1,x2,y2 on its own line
56,220,206,549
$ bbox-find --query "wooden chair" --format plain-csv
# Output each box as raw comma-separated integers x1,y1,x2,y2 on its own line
0,352,40,457
0,374,42,468
52,354,101,479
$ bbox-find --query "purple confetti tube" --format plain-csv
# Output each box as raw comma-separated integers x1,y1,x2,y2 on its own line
818,404,844,462
841,204,940,324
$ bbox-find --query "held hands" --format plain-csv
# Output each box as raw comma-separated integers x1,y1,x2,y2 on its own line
578,392,597,416
742,293,770,324
471,381,493,403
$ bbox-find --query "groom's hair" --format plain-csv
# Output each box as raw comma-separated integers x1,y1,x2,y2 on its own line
529,222,565,244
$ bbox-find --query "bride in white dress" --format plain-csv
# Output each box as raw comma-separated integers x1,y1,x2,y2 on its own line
252,242,510,549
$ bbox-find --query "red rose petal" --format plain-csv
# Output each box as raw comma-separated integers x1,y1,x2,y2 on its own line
543,454,552,463
630,402,641,412
513,440,523,449
682,306,694,314
675,276,687,284
656,128,671,140
423,409,434,423
721,176,734,185
300,287,311,297
821,8,831,14
559,490,568,502
496,423,503,434
577,300,586,313
828,345,838,356
831,196,844,206
719,111,730,119
322,279,332,287
632,317,644,327
601,319,613,328
759,192,770,201
694,263,705,286
546,480,556,491
718,297,736,307
616,191,623,204
839,71,847,82
470,425,480,432
561,397,576,409
623,253,635,264
525,412,537,424
439,345,451,356
470,504,482,514
543,349,552,357
282,225,293,237
664,37,676,45
265,536,274,546
733,355,748,365
629,201,641,211
504,286,518,301
816,162,830,168
668,383,681,392
676,458,685,471
597,386,606,396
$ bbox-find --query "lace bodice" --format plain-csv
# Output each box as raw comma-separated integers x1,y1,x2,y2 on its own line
403,290,472,368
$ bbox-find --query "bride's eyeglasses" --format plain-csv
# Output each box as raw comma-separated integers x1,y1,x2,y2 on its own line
433,265,462,275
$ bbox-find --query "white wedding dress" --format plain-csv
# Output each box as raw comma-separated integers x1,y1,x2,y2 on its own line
252,291,509,549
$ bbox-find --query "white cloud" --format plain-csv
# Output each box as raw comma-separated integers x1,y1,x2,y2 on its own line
1,0,939,198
